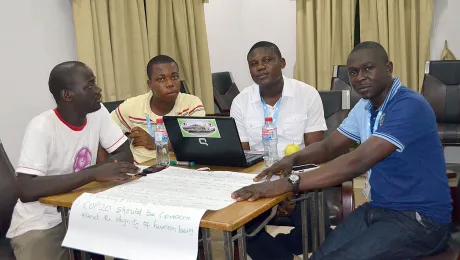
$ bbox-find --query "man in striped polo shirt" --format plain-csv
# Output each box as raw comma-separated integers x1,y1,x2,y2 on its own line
111,55,205,164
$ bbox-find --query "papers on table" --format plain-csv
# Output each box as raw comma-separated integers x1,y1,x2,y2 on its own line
62,167,257,260
62,193,206,260
100,167,258,210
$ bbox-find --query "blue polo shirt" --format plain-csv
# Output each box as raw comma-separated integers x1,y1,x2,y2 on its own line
338,78,452,224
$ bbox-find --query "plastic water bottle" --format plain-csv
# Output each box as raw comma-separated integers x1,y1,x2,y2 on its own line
154,118,170,166
262,117,279,167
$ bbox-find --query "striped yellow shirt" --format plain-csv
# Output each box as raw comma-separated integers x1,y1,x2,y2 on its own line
111,92,205,163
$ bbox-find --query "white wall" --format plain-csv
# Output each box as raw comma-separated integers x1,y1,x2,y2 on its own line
430,0,460,60
0,0,77,167
204,0,296,90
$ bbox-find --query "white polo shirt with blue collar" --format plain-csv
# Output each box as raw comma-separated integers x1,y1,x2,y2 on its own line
230,76,327,157
338,77,452,224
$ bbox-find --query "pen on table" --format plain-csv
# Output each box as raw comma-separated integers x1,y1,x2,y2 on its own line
145,114,154,136
170,161,195,166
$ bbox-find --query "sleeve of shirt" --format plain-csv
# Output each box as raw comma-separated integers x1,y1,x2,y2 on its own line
230,96,249,142
305,90,328,133
373,97,426,152
110,101,132,133
188,97,206,116
337,105,361,143
16,118,50,176
99,105,128,153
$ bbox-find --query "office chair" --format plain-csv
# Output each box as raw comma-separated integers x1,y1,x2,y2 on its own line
331,65,360,109
212,72,240,115
422,61,460,146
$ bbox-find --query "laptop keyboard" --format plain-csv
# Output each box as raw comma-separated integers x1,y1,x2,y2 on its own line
245,153,261,162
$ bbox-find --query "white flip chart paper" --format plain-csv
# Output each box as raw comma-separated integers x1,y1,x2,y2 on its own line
99,167,257,210
63,167,259,259
62,192,206,260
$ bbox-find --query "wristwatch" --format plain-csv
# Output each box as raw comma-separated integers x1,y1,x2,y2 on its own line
287,173,301,196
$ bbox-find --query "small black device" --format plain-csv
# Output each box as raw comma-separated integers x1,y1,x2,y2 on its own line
292,164,319,174
140,165,168,175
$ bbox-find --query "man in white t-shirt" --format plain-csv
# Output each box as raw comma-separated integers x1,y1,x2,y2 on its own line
230,41,330,260
6,61,138,260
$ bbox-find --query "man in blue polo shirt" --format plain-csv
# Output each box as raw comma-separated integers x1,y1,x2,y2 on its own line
231,41,452,259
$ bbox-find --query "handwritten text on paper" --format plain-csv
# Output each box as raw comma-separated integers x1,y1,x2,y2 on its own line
62,193,206,260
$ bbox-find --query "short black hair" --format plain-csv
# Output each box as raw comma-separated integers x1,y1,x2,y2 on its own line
247,41,282,59
146,55,179,80
48,61,87,103
350,41,389,63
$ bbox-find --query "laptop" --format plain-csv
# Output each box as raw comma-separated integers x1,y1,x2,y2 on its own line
163,116,264,167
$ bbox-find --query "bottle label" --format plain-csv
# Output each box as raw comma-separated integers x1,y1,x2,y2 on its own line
154,129,168,142
262,127,277,141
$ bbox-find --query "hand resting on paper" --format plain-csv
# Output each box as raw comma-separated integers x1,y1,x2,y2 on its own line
92,160,140,182
231,178,292,202
253,155,296,182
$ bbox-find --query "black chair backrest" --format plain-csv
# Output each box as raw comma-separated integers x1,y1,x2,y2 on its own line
212,72,240,112
318,90,343,119
103,101,124,113
0,140,18,239
331,65,360,108
318,90,350,138
422,61,460,124
180,80,190,94
212,72,234,95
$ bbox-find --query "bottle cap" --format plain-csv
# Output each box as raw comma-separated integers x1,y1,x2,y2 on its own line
156,118,164,124
265,117,273,122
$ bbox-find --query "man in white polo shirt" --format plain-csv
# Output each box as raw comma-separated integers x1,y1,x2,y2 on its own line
231,42,327,157
230,41,329,260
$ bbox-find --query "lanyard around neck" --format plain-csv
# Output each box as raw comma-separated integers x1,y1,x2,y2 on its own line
261,97,281,125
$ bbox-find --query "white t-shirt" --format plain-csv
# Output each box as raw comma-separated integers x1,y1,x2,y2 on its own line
230,76,327,157
6,105,127,238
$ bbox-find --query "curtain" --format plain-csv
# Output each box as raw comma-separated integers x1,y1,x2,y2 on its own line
359,0,434,92
145,0,213,111
294,0,357,91
71,0,214,112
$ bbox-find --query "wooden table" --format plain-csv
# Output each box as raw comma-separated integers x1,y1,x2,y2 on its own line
40,160,303,260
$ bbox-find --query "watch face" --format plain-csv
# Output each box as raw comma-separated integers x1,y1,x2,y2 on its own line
289,174,300,182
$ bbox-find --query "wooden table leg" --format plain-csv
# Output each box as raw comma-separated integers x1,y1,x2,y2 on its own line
201,228,213,260
223,231,234,260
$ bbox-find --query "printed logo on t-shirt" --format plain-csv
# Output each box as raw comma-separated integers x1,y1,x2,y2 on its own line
74,147,92,172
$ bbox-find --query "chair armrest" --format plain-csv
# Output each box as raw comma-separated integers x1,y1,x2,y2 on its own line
340,181,354,219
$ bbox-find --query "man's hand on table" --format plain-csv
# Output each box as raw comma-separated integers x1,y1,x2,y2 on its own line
231,178,292,202
231,155,297,202
254,155,296,181
91,160,140,182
